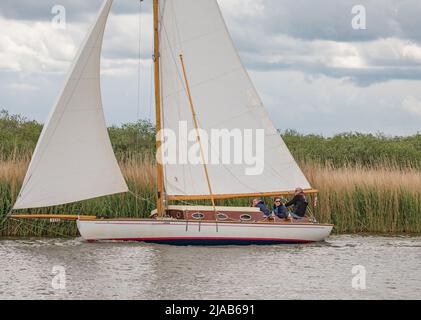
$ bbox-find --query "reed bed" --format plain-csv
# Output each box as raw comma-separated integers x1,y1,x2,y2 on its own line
0,156,420,237
304,163,421,233
0,155,157,237
2,111,420,236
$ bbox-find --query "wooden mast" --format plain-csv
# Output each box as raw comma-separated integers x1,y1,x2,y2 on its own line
153,0,165,216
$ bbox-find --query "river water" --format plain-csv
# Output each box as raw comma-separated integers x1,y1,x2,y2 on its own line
0,235,420,300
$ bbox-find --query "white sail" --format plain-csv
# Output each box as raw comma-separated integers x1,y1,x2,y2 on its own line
14,0,128,210
159,0,311,198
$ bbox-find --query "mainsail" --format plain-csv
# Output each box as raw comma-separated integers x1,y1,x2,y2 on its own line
158,0,311,199
14,0,128,210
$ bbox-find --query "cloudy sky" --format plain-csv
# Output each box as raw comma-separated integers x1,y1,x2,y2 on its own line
1,0,421,136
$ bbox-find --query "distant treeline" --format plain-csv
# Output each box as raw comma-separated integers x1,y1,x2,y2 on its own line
283,130,421,168
0,110,156,160
1,109,421,168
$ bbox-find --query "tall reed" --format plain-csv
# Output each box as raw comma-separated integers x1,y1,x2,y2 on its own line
303,163,421,233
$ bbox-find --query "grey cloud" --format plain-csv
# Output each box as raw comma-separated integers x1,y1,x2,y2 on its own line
246,59,421,87
221,1,421,86
228,0,421,43
0,0,150,21
4,0,421,43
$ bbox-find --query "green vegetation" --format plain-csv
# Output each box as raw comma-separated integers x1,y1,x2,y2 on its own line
283,129,421,169
0,110,42,159
3,110,421,168
0,110,420,236
109,120,156,158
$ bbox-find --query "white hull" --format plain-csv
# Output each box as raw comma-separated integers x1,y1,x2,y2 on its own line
77,219,333,245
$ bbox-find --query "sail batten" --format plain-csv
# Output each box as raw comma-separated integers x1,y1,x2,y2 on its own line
13,0,128,210
159,0,311,198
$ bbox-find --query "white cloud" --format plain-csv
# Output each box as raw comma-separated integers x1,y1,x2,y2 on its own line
0,16,82,73
0,12,150,75
8,82,38,91
401,42,421,63
104,12,153,60
101,58,152,77
251,69,421,135
402,96,421,117
218,0,264,18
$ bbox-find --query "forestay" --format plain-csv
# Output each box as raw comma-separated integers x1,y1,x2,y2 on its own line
158,0,311,198
14,0,128,209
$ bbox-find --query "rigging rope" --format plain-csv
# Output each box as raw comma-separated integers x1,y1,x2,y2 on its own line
8,217,73,238
136,0,143,122
0,218,10,234
0,208,14,234
133,0,143,215
128,190,156,206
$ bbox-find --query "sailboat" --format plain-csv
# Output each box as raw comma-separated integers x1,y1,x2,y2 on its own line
11,0,333,245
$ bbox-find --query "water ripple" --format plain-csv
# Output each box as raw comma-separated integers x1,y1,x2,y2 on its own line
0,235,420,300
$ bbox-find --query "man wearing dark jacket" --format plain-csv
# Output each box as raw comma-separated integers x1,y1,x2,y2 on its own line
286,188,308,219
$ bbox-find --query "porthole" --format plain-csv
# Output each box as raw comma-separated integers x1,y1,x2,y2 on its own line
192,212,205,220
240,214,252,221
217,213,228,221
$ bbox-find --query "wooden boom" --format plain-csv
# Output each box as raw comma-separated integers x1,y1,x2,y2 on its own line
167,189,319,201
10,215,97,221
